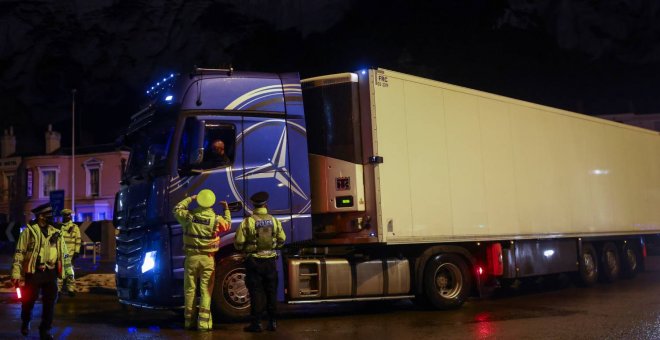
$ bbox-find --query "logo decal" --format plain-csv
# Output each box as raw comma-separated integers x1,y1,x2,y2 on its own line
227,119,311,214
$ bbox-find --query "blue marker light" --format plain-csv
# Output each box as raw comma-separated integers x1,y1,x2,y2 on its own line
361,70,367,75
165,95,173,101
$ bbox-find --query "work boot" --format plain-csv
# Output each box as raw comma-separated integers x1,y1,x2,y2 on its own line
20,321,30,336
243,321,263,333
267,318,277,331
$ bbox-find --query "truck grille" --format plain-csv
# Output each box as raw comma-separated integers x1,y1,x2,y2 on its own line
116,204,147,277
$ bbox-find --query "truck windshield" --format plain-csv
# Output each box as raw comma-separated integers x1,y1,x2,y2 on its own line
124,121,174,178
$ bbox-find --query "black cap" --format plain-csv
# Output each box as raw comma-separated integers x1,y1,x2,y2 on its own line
250,191,269,205
31,203,53,216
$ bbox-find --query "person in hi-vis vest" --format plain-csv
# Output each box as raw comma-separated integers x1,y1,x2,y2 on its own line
234,191,285,333
173,189,230,331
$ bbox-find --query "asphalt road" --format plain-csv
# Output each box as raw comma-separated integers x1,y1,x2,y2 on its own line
1,257,659,340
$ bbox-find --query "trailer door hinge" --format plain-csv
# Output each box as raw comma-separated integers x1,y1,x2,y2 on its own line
369,156,384,164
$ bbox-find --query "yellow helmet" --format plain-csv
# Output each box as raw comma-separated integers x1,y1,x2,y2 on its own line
196,189,216,208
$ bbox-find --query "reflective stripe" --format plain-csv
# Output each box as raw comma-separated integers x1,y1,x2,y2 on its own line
199,307,210,314
184,232,217,240
184,243,219,250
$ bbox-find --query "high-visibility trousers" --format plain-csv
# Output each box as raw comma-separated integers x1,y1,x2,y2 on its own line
184,253,215,331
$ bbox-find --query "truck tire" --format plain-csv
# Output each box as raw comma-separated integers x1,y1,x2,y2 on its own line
599,242,620,283
212,256,251,321
620,243,639,279
423,253,471,309
576,243,598,287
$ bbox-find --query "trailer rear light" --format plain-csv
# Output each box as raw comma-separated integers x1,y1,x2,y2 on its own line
642,243,647,258
486,243,504,276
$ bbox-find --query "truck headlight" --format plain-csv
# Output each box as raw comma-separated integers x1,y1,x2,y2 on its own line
141,251,157,273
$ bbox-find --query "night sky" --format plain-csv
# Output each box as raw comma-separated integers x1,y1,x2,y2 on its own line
2,0,660,153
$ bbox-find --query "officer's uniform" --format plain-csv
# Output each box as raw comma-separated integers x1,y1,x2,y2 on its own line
173,189,231,331
11,203,75,339
59,209,81,259
234,191,285,332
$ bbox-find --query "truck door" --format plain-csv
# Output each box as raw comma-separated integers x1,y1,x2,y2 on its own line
239,117,294,215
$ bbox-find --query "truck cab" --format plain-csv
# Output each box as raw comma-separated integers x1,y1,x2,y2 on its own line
114,69,313,314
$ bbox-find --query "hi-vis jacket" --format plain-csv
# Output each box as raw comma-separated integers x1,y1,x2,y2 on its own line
234,207,286,259
59,220,81,257
173,197,231,254
11,223,75,281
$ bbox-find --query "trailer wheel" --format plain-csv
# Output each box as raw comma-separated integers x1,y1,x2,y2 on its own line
620,243,639,279
599,242,620,283
576,243,598,287
212,256,251,321
423,254,471,309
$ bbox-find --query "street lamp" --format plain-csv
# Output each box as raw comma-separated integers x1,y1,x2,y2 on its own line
71,89,76,219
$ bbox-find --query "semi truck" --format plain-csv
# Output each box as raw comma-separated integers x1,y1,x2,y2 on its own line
114,67,660,319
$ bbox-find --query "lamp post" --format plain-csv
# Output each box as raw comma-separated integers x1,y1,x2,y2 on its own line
71,89,76,218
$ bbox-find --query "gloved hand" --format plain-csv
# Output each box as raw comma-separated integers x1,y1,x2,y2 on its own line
10,278,20,287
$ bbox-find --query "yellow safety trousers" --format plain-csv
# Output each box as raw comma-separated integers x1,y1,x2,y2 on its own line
184,253,215,331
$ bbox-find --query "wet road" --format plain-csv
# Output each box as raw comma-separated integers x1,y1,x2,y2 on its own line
1,257,659,339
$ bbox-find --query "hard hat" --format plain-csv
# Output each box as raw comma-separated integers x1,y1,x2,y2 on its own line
196,189,216,208
61,208,73,215
250,191,269,205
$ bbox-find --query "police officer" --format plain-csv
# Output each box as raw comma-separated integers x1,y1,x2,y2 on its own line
234,191,285,333
173,189,231,331
11,203,75,340
59,209,81,260
58,208,80,295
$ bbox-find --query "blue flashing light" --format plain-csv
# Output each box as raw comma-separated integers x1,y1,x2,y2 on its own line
165,95,173,102
170,73,174,77
141,251,157,273
361,70,367,75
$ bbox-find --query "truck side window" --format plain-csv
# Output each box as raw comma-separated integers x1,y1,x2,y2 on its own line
200,123,236,169
178,119,236,171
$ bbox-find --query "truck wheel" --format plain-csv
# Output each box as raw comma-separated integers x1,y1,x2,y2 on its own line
576,243,598,286
423,254,471,309
620,243,639,279
212,256,251,321
599,242,620,283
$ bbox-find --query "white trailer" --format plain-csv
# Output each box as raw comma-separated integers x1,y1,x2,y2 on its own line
289,68,660,309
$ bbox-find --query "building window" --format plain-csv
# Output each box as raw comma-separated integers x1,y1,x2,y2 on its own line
83,158,103,198
81,212,93,222
90,168,99,197
26,169,33,198
6,173,15,201
38,166,59,199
